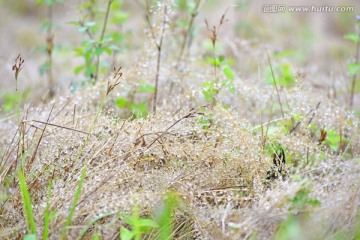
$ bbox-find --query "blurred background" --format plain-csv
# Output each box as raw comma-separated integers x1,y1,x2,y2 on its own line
0,0,359,111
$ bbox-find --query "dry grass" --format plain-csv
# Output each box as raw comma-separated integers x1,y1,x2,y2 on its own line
1,1,360,239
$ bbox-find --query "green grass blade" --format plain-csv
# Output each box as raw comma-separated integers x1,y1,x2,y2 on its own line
42,179,53,240
18,169,37,235
158,192,178,240
62,165,87,239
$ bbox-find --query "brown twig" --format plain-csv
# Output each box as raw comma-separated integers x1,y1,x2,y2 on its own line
146,107,200,150
24,120,90,135
289,101,321,134
108,119,127,155
27,103,55,172
46,3,55,97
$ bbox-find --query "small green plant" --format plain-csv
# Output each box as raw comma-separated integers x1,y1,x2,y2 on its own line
266,50,296,89
115,82,155,118
275,184,320,240
0,90,30,113
202,55,235,103
202,9,236,104
71,0,123,82
155,191,179,240
120,207,159,240
120,192,179,240
320,127,349,153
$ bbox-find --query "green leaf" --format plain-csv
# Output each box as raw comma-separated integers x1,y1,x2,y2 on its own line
24,234,38,240
120,228,135,240
206,57,220,67
110,32,124,42
275,215,303,240
111,11,128,24
74,65,85,75
138,82,155,93
281,63,295,87
101,37,113,43
69,21,80,26
84,21,96,27
222,65,234,80
218,56,225,62
348,62,360,75
223,79,235,93
40,21,51,32
344,33,359,43
39,62,51,76
130,103,148,118
95,47,104,56
202,81,218,102
274,49,295,59
91,233,101,240
116,98,128,108
102,46,112,55
78,26,88,33
108,44,121,52
308,198,321,207
139,219,159,228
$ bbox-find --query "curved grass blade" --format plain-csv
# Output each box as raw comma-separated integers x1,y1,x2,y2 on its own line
18,169,37,235
61,165,87,239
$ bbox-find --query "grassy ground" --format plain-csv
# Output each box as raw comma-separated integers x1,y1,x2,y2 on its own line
1,0,360,239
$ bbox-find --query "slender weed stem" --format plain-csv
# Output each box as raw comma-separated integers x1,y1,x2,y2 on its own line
145,0,168,113
266,48,284,118
349,24,360,108
94,0,113,82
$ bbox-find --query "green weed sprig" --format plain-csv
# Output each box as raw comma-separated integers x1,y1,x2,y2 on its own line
12,54,25,162
12,54,25,124
72,0,121,83
205,8,229,83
